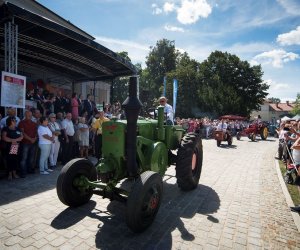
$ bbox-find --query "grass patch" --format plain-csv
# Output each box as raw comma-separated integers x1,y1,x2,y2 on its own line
278,160,300,205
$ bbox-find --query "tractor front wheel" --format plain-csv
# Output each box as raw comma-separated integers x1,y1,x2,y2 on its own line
217,140,221,147
57,158,97,207
176,132,203,191
126,171,163,233
236,132,241,140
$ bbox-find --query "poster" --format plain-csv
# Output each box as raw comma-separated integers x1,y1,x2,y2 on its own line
1,71,26,108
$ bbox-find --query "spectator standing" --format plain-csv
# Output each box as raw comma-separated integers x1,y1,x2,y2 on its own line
31,108,41,124
63,93,72,114
18,110,38,177
61,112,75,164
78,117,90,158
71,93,79,120
2,117,23,180
92,110,109,160
78,93,84,116
0,108,20,129
38,117,54,174
54,90,65,114
83,94,94,124
73,117,80,158
33,88,45,114
48,113,61,169
289,136,300,212
43,94,55,116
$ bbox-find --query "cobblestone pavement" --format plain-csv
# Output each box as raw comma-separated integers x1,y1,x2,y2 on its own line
1,137,300,249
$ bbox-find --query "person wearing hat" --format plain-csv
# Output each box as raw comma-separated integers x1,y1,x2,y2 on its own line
48,113,61,169
158,96,174,125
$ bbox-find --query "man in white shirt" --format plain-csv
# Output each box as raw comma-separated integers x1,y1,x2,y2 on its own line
159,96,174,125
217,120,228,131
0,108,20,129
61,112,75,164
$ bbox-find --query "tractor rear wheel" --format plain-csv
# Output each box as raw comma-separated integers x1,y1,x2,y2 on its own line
260,127,268,140
126,171,163,233
176,132,203,191
57,158,97,207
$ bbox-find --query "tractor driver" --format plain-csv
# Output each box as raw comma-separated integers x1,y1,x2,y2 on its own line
217,119,230,139
159,96,174,125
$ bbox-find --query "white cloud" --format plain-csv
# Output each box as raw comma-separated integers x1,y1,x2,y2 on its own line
265,79,295,101
177,0,212,24
94,36,150,65
265,79,289,91
277,26,300,46
251,49,299,68
164,24,184,32
276,0,300,15
151,3,162,15
163,2,175,13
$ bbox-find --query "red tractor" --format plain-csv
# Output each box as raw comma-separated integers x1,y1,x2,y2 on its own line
236,122,268,141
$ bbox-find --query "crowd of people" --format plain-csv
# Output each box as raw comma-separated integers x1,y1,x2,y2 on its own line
275,119,300,212
0,89,123,180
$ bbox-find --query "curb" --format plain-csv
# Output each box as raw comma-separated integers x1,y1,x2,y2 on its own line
275,159,300,232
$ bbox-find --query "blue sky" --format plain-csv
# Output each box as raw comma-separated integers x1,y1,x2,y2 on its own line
38,0,300,102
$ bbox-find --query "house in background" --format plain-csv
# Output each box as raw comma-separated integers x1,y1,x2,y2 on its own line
250,99,295,123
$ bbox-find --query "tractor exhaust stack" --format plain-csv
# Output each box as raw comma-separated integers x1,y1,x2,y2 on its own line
122,76,142,177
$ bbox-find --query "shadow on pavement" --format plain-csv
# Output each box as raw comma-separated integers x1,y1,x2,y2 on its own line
0,169,60,206
219,144,237,149
51,182,220,249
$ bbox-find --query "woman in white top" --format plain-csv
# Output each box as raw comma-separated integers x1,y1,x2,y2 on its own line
38,117,54,174
48,113,61,169
78,117,90,158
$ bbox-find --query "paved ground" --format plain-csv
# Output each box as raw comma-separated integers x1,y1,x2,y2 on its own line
1,136,300,249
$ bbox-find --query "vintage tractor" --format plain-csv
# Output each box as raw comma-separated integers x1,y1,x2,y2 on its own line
236,122,268,141
213,129,233,147
56,76,203,233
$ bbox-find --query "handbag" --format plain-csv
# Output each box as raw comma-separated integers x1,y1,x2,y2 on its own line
9,144,19,155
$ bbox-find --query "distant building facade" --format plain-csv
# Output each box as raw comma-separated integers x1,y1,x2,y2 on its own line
250,99,295,123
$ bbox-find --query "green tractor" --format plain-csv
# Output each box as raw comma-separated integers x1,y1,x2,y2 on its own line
56,76,203,233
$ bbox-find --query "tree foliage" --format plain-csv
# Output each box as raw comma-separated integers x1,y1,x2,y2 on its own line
291,93,300,115
143,39,177,100
111,52,142,104
113,40,269,118
269,97,281,103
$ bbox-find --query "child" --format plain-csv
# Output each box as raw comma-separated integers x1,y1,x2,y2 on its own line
78,117,90,158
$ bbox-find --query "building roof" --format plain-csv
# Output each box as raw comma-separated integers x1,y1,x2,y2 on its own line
269,102,295,112
0,1,137,82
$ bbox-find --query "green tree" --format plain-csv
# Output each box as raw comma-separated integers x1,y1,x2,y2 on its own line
145,39,177,100
198,51,269,116
167,52,200,117
269,97,281,103
291,93,300,115
111,52,142,104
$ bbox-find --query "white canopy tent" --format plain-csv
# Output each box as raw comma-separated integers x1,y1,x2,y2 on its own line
292,114,300,121
281,116,292,121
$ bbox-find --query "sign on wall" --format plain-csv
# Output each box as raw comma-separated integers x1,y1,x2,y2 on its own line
1,71,26,108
